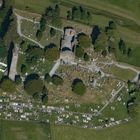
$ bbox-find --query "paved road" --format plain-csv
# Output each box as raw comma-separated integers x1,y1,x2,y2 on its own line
49,59,61,77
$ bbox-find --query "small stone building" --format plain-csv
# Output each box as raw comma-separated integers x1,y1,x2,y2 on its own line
60,27,77,64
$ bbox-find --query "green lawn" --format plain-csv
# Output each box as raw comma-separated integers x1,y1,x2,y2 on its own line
51,118,140,140
98,0,140,18
14,0,52,14
111,65,136,81
116,43,140,67
67,0,140,19
0,120,51,140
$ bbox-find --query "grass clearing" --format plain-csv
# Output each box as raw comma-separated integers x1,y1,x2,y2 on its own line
0,120,51,140
115,43,140,67
14,0,140,32
14,0,52,14
48,64,120,104
67,0,140,20
110,65,136,81
21,19,62,47
51,118,140,140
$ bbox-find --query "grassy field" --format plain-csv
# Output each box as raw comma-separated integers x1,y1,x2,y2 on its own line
110,65,136,81
98,0,140,18
51,118,140,140
69,0,140,18
115,43,140,67
21,19,62,47
14,0,140,31
0,120,51,140
14,0,52,14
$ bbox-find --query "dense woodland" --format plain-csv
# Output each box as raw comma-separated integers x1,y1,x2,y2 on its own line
0,0,13,59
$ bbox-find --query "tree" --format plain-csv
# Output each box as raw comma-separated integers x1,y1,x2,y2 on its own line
15,75,22,84
0,78,16,92
45,73,52,83
24,79,44,96
36,30,43,40
75,45,84,58
41,86,48,104
72,6,81,20
21,64,27,74
84,53,89,61
91,25,100,44
40,14,47,32
67,10,72,20
118,39,126,53
0,39,7,58
94,32,108,52
51,16,62,27
87,11,92,23
45,5,62,27
42,93,48,104
20,40,27,50
70,6,91,24
72,79,86,95
127,48,132,57
128,103,139,118
78,34,91,48
26,45,44,65
81,8,88,21
0,7,13,39
33,92,40,101
26,45,44,59
50,28,56,37
55,5,60,16
109,21,116,30
102,50,108,57
52,75,63,86
45,46,60,61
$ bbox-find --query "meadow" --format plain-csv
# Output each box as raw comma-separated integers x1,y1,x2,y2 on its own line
110,65,136,81
51,118,140,140
0,120,51,140
116,43,140,67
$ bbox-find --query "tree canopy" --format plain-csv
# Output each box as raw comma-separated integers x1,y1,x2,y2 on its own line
15,75,22,84
84,53,90,61
21,64,27,74
69,6,92,24
50,28,56,37
45,73,52,83
78,34,91,48
45,45,60,61
94,32,108,52
26,45,44,65
52,75,64,86
75,45,84,58
0,78,16,92
0,39,7,59
24,79,44,95
72,79,86,95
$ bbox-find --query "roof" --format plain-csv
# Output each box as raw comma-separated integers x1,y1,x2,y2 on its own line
61,28,76,51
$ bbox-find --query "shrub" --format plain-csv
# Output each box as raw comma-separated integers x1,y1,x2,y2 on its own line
72,79,86,95
52,75,63,86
